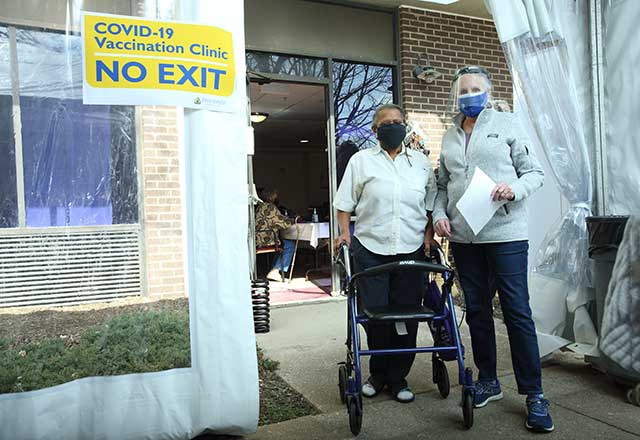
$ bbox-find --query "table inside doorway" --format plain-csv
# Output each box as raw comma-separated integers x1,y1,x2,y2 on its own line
281,222,331,281
281,222,330,248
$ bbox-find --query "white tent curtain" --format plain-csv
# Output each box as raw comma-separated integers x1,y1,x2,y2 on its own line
603,0,640,215
0,1,258,438
484,0,598,354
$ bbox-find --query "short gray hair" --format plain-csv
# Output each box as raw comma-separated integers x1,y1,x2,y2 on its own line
371,103,407,129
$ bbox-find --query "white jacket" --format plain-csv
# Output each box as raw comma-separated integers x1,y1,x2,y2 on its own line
433,108,544,243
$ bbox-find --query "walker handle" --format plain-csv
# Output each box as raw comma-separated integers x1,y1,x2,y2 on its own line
350,260,451,285
335,241,351,278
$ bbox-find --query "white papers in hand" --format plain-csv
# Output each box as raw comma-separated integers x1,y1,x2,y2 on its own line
455,167,506,235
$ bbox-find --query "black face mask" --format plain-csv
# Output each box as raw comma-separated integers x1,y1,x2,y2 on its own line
377,123,406,151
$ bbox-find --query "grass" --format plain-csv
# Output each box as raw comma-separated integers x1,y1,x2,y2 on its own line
0,311,191,393
0,307,318,425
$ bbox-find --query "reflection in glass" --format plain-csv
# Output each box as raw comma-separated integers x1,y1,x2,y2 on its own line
0,28,18,227
15,29,83,100
0,94,18,228
15,29,138,227
247,51,327,78
333,62,393,151
20,98,138,227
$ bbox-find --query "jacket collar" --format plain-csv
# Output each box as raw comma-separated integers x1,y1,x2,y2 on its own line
453,107,494,129
453,112,465,128
373,143,408,156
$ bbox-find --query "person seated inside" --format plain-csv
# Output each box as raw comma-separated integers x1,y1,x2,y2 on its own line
255,189,297,282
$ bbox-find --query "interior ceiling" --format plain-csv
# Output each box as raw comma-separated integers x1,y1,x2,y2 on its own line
338,0,491,20
250,82,327,150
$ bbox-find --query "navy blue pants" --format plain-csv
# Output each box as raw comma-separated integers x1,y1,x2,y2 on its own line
451,241,542,395
351,238,424,392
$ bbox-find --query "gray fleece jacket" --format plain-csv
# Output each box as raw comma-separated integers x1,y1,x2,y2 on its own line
433,108,544,243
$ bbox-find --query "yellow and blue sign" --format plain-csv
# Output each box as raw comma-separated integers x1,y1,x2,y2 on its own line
82,12,237,111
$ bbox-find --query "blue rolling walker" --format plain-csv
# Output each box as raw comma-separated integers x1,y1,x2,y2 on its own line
335,243,475,436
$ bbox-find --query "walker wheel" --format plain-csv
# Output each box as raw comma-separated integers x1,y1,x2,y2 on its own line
462,389,474,429
347,394,363,436
627,383,640,407
338,365,348,404
433,358,450,398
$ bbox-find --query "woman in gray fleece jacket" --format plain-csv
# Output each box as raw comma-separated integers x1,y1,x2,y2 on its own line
433,66,553,433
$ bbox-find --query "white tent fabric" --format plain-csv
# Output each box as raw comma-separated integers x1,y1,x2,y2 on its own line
514,93,568,356
0,1,259,438
597,0,640,379
603,0,640,215
487,0,555,42
485,0,598,355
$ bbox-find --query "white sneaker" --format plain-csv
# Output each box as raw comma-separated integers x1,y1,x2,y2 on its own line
362,382,379,398
266,269,282,282
394,388,415,403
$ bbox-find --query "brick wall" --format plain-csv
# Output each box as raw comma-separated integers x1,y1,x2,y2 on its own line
399,7,513,167
140,106,185,297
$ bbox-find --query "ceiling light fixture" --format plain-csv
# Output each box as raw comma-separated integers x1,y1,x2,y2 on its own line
299,139,310,143
250,112,268,123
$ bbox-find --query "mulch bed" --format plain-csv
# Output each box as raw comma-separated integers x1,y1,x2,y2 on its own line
0,297,189,347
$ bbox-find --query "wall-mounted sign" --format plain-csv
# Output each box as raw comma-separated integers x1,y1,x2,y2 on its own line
82,12,237,111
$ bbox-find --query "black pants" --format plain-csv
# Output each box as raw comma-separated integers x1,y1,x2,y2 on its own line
351,238,425,392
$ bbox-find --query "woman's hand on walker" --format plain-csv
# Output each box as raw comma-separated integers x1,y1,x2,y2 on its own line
424,228,438,255
334,233,351,252
434,219,452,238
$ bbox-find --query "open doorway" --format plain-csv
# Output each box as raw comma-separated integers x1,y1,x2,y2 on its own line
250,81,333,304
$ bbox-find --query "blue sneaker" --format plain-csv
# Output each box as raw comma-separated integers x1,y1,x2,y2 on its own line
526,395,554,433
474,379,503,408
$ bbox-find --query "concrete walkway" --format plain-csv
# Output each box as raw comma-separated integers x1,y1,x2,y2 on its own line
251,301,640,439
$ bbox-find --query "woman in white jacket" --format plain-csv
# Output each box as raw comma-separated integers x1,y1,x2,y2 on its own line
433,66,552,433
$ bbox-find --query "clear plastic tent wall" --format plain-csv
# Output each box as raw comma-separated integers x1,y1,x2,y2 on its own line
485,0,598,353
0,1,258,439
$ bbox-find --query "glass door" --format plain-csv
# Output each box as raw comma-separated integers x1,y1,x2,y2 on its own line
247,51,396,294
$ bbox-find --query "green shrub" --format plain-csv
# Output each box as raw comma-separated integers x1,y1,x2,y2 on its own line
0,311,191,393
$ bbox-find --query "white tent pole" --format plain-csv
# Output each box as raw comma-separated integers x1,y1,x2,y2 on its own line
590,0,608,216
246,84,258,280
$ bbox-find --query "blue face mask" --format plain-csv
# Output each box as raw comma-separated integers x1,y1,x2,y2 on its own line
458,91,488,117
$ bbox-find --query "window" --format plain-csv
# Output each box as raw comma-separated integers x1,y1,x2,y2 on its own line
0,27,138,228
246,51,327,78
0,26,18,228
332,62,394,150
0,94,18,228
